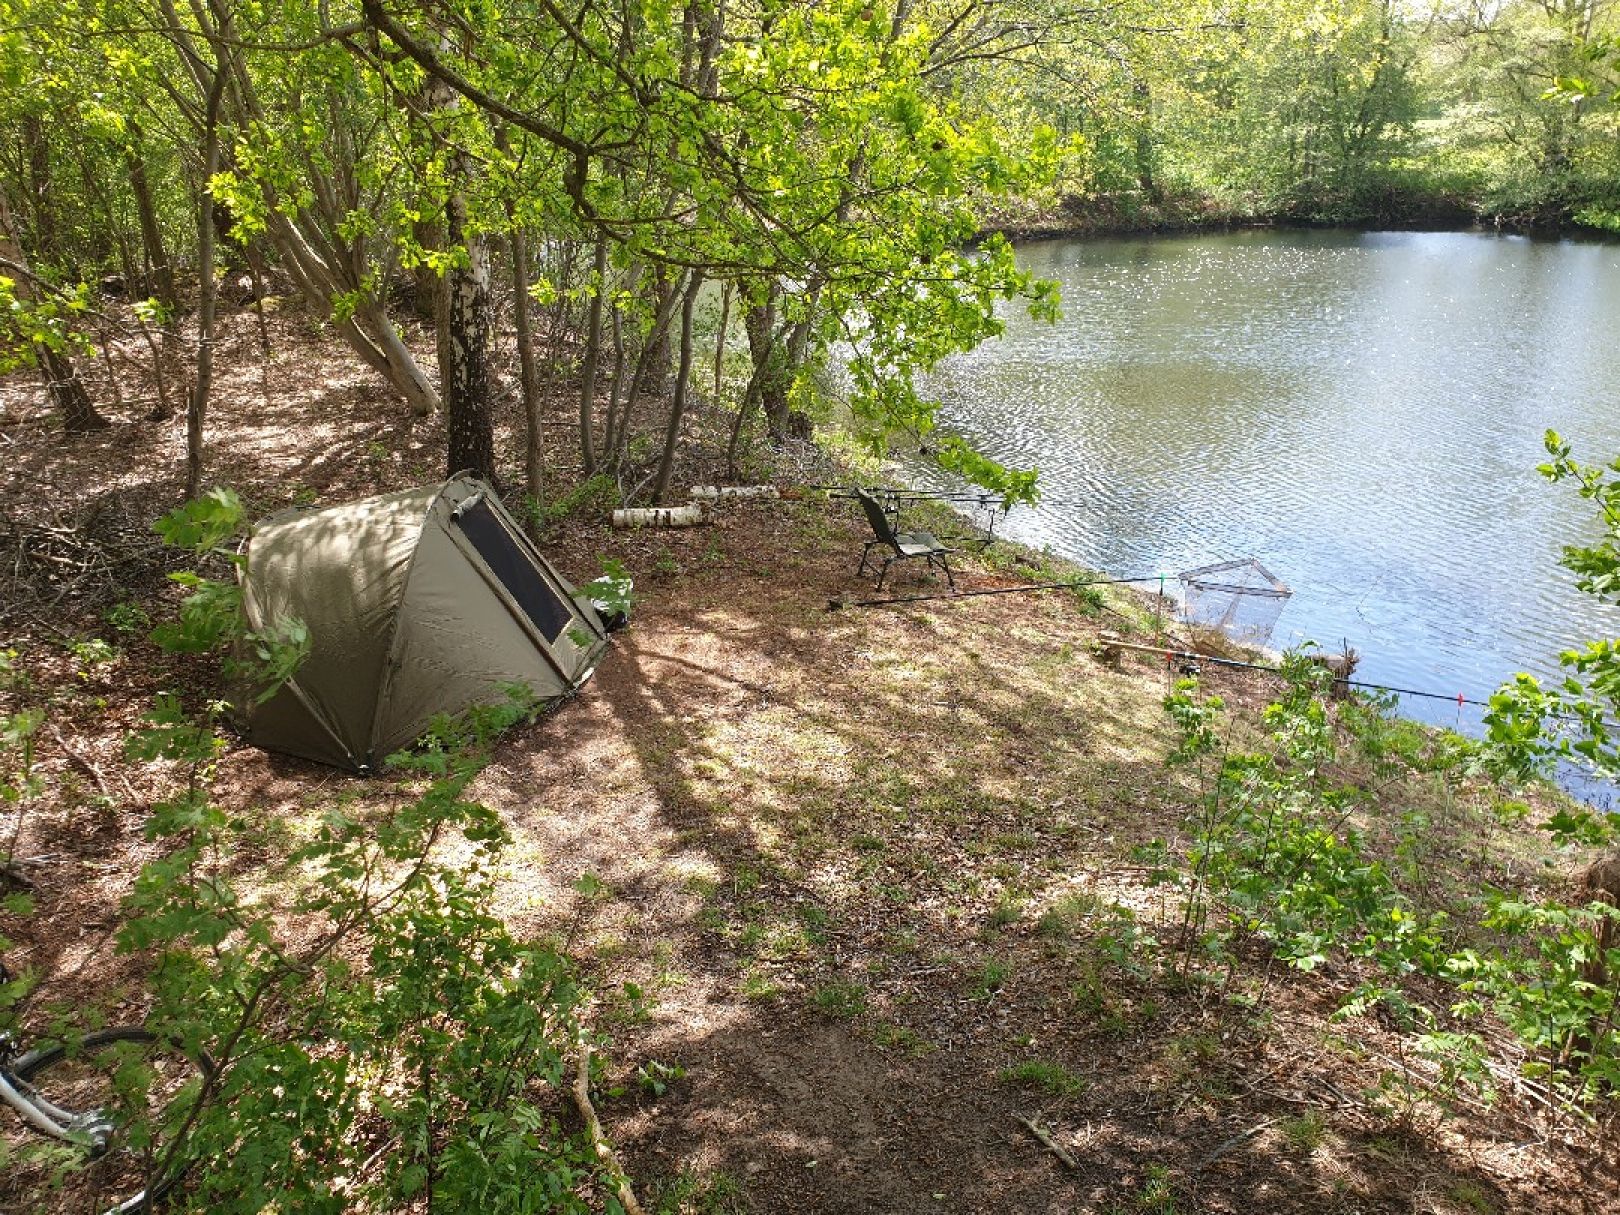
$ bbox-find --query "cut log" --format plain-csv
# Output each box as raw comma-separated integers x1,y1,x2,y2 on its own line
612,505,706,528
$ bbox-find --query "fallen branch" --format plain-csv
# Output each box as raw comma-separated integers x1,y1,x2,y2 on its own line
48,724,115,804
1195,1117,1277,1171
1012,1112,1078,1170
572,1040,647,1215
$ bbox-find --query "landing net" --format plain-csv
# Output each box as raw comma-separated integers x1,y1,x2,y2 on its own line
1179,558,1291,647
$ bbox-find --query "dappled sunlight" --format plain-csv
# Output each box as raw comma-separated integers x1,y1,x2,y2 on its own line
447,494,1608,1212
4,330,1610,1212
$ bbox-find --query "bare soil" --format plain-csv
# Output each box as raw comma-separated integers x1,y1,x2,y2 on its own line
2,304,1617,1214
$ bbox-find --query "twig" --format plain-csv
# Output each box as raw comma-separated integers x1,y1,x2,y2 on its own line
1314,1077,1362,1108
19,613,72,640
1012,1112,1079,1170
1234,1054,1293,1096
48,724,115,804
572,1041,647,1215
1195,1117,1278,1171
356,1134,399,1181
1249,1087,1317,1107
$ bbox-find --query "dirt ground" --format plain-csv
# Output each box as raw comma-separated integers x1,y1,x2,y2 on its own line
2,306,1618,1214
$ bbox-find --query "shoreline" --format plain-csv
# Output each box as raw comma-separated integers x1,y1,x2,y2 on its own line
976,200,1619,245
864,457,1608,806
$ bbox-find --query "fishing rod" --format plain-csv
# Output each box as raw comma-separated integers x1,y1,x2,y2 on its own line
1097,637,1492,705
808,483,1092,509
813,485,1005,503
831,579,1620,728
1095,640,1620,730
827,574,1165,611
807,483,979,495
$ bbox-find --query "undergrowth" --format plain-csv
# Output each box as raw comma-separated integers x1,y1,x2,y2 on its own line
1156,651,1619,1119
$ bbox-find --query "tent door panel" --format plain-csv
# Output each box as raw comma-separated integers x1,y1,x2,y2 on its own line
452,499,575,643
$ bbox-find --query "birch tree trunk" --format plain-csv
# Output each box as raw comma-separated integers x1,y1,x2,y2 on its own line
126,124,178,314
712,279,732,401
511,225,542,503
578,235,609,475
428,57,496,483
126,123,179,421
188,58,229,499
652,272,704,503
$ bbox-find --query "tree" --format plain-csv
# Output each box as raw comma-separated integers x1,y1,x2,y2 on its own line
156,0,444,417
1433,0,1620,218
356,0,1061,501
422,26,498,483
0,181,107,432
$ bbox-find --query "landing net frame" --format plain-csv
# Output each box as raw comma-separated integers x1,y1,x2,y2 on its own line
1178,558,1291,647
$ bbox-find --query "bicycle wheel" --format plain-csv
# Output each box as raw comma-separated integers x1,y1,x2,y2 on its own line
4,1026,211,1215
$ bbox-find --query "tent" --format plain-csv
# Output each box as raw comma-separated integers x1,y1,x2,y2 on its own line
238,476,610,771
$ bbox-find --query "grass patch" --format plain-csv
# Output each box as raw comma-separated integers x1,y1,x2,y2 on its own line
998,1058,1087,1099
987,895,1024,930
1444,1179,1497,1215
809,979,868,1020
872,1022,932,1056
650,1167,748,1215
740,967,780,1003
1036,889,1105,940
1133,1163,1177,1215
1279,1110,1327,1153
967,957,1012,1000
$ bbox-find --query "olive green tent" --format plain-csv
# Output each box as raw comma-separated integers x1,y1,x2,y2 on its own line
238,476,609,771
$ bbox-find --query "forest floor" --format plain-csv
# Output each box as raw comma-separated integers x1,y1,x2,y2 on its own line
1,301,1617,1214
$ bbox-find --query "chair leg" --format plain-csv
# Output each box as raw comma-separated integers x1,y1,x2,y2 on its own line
877,557,893,590
859,541,879,577
939,553,956,589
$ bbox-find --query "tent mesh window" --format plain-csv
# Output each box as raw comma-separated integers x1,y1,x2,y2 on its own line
1178,558,1291,647
454,499,575,642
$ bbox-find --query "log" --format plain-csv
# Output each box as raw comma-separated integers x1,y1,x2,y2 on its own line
611,504,706,529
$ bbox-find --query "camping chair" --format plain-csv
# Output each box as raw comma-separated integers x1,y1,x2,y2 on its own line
853,489,956,590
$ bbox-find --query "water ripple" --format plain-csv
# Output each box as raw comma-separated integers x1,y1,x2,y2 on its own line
918,229,1620,731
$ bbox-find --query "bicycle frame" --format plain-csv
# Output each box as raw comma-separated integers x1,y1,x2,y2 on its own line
0,1040,113,1151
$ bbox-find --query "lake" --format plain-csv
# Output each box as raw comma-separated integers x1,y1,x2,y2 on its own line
918,228,1620,746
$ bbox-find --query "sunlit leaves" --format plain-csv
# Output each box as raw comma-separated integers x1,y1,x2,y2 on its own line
152,488,247,554
1486,434,1620,785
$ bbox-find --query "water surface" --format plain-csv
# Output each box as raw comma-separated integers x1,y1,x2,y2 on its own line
919,229,1620,739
